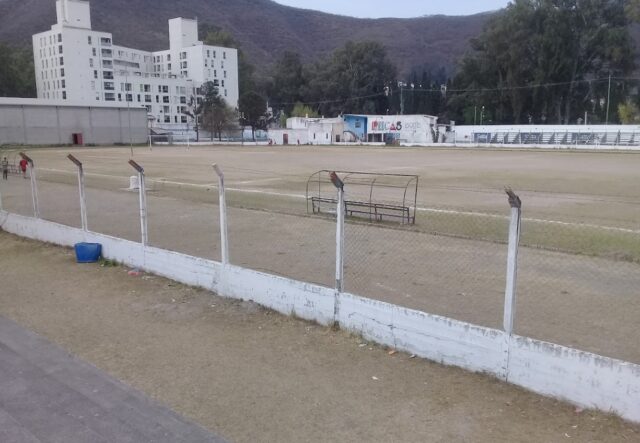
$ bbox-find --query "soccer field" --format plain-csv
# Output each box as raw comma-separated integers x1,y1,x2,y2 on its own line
1,144,639,364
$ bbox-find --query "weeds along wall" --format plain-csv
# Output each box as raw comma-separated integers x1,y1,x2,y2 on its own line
1,204,639,423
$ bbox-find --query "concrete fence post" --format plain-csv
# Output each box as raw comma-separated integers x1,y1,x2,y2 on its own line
129,160,148,246
20,153,39,218
503,188,522,335
67,154,88,231
212,164,229,265
331,172,346,293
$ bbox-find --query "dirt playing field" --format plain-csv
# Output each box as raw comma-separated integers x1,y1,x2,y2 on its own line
0,145,638,366
0,232,638,442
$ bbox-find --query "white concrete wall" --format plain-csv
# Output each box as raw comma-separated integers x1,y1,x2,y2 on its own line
455,125,640,146
1,210,639,424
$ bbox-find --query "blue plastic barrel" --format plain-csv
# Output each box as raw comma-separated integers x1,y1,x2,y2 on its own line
74,243,102,263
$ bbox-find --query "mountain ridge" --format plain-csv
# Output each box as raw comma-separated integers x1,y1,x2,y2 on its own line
0,0,493,76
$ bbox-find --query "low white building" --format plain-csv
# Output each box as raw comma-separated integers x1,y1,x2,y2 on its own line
33,0,239,131
270,117,344,145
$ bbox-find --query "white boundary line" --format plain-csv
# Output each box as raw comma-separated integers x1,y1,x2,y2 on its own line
38,167,640,234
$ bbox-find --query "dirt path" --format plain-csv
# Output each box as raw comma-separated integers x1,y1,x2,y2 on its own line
0,232,638,442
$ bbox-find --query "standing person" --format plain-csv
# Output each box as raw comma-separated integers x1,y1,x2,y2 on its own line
1,157,8,180
19,158,28,179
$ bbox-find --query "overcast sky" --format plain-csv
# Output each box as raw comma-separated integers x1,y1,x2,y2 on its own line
273,0,511,18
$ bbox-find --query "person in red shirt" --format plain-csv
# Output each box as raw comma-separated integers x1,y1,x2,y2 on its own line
19,158,28,179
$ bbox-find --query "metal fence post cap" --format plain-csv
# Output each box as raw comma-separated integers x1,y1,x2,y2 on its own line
67,154,82,167
128,159,144,173
330,171,344,190
505,188,522,209
212,164,224,178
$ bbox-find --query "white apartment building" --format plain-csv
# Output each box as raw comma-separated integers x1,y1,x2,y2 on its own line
32,0,239,130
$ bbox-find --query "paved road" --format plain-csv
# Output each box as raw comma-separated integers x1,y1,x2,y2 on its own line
0,315,226,443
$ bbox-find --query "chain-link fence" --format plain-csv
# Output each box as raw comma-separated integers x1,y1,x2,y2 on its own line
344,198,509,329
228,207,335,287
2,159,639,366
516,204,640,364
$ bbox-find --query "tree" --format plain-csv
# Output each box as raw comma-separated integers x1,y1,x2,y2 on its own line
618,101,640,124
269,51,306,115
197,81,225,141
304,41,396,117
451,0,634,124
238,91,267,141
290,103,319,118
0,44,36,97
626,0,640,22
208,102,237,141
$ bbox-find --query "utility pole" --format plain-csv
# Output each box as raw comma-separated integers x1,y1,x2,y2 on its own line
399,81,406,115
605,74,612,126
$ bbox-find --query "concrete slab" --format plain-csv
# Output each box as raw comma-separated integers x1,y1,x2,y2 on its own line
0,315,226,443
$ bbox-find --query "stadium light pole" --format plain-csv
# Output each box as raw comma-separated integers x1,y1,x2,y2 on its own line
67,154,88,231
19,152,39,218
128,159,148,246
503,188,522,335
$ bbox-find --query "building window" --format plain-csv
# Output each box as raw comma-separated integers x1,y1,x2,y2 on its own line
224,89,227,97
94,70,98,79
60,68,65,77
105,93,115,101
104,82,114,90
126,94,133,102
164,116,171,123
88,36,92,44
224,71,227,78
166,54,171,61
92,48,97,56
89,58,94,67
223,51,226,59
207,50,210,57
59,45,63,54
221,80,225,87
163,96,170,103
167,63,171,70
62,80,66,88
180,51,186,60
62,91,66,100
145,95,152,103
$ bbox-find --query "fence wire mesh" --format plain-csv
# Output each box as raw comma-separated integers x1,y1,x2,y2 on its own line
228,206,335,287
516,209,640,364
344,198,510,330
